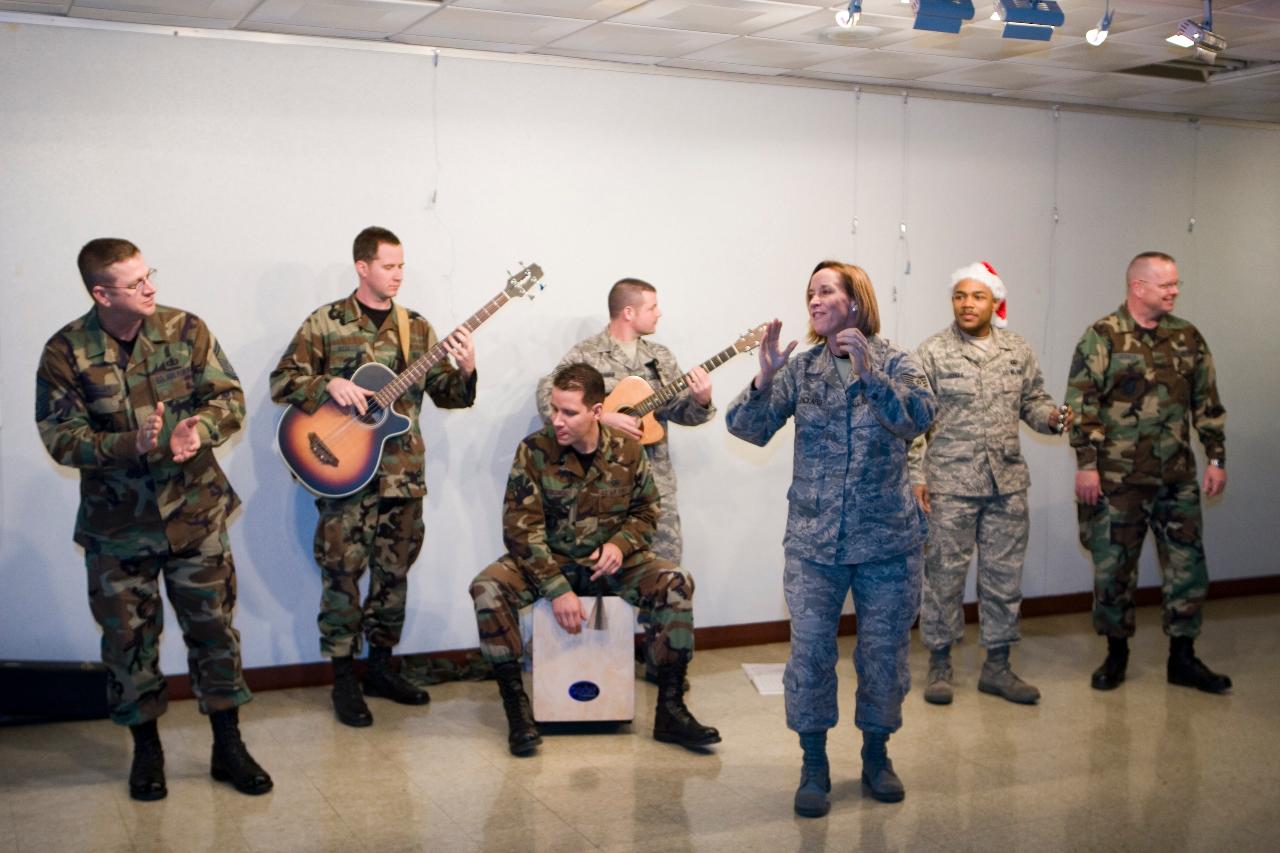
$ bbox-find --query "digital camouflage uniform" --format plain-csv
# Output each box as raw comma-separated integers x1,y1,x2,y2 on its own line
470,424,695,670
907,324,1061,651
535,329,715,563
269,292,476,658
1067,303,1225,639
36,304,251,726
726,340,935,735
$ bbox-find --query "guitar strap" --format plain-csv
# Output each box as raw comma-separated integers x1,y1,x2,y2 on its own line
394,304,411,369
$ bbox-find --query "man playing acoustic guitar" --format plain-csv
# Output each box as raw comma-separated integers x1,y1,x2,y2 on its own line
535,278,714,680
270,226,477,727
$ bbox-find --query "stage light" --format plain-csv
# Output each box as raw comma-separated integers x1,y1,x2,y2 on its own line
992,0,1065,41
1085,2,1113,46
835,1,863,29
1167,2,1227,63
910,0,975,34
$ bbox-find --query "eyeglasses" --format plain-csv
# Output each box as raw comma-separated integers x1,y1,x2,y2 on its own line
1137,278,1181,292
100,268,157,291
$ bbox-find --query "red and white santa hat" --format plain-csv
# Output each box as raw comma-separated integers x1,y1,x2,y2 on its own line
950,261,1007,328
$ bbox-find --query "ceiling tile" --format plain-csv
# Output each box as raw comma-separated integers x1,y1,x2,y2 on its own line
68,0,259,28
611,0,814,35
398,6,591,46
544,21,735,55
920,62,1097,91
1007,41,1188,72
450,0,644,18
239,0,439,39
0,0,71,13
681,34,857,67
883,30,1052,62
535,46,668,64
658,56,793,75
753,7,921,49
804,48,983,79
1022,70,1202,100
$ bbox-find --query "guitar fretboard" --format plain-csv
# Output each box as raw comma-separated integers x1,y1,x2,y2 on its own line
372,291,511,408
629,344,741,418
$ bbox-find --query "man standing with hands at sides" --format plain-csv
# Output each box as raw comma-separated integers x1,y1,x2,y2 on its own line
270,226,477,727
909,262,1072,707
1067,251,1230,694
536,278,713,680
471,363,718,756
727,262,934,816
36,238,271,801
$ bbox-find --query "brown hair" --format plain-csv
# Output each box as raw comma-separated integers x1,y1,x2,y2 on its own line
607,278,656,318
77,238,140,292
552,362,606,407
353,226,401,264
805,260,880,344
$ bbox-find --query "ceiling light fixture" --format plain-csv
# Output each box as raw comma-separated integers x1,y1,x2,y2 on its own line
1085,1,1114,46
992,0,1064,41
910,0,975,34
1167,1,1227,64
835,1,863,29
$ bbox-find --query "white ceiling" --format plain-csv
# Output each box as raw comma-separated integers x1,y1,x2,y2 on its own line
6,0,1280,121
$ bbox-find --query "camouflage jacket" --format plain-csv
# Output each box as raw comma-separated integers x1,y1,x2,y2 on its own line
269,291,477,498
36,304,245,557
726,339,935,565
1066,302,1225,487
535,328,715,499
907,324,1060,496
502,424,659,600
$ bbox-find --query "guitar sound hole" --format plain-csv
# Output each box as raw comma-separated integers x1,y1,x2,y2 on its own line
355,405,387,428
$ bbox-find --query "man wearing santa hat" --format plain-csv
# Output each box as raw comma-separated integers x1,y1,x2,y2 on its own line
908,262,1072,705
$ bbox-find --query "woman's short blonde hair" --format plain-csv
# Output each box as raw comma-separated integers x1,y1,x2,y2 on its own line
805,260,881,345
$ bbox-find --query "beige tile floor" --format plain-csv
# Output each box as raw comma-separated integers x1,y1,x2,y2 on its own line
3,595,1278,853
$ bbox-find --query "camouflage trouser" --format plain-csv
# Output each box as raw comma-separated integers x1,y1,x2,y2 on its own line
783,551,923,736
314,491,424,658
470,551,695,669
1078,480,1207,639
920,491,1029,650
85,526,251,727
652,491,683,564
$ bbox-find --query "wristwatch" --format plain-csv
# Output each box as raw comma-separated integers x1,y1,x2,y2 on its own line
1209,458,1224,470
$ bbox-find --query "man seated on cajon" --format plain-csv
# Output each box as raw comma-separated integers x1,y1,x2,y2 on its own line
469,363,720,756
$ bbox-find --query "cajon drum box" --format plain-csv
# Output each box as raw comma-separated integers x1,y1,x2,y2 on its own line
532,597,635,723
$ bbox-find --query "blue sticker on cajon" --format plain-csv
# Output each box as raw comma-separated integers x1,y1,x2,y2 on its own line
568,681,600,702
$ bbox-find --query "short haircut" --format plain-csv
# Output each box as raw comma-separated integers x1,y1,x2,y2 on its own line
1126,251,1176,284
353,226,401,264
77,238,140,293
806,260,881,344
552,362,606,407
607,278,656,318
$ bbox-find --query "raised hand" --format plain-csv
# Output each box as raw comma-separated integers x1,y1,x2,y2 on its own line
756,319,797,389
833,327,871,379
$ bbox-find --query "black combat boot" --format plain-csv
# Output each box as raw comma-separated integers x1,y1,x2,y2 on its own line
653,661,720,748
363,645,430,705
209,708,273,795
1167,636,1232,694
331,655,373,727
861,731,905,803
1091,636,1129,690
793,731,831,818
128,719,167,801
494,662,541,756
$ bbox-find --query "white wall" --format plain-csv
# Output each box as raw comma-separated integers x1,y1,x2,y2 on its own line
2,21,1277,669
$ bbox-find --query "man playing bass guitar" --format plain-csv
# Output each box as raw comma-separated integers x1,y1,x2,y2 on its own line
270,226,476,727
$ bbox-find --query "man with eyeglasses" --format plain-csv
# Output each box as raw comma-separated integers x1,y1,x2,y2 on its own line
1067,250,1231,694
35,238,271,801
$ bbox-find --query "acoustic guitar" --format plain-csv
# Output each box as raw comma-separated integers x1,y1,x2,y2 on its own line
276,264,544,498
604,324,767,445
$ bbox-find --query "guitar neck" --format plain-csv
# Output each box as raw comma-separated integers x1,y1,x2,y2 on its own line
629,343,740,418
372,291,510,407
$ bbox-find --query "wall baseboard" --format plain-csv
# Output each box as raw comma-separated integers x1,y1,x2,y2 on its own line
163,574,1280,699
